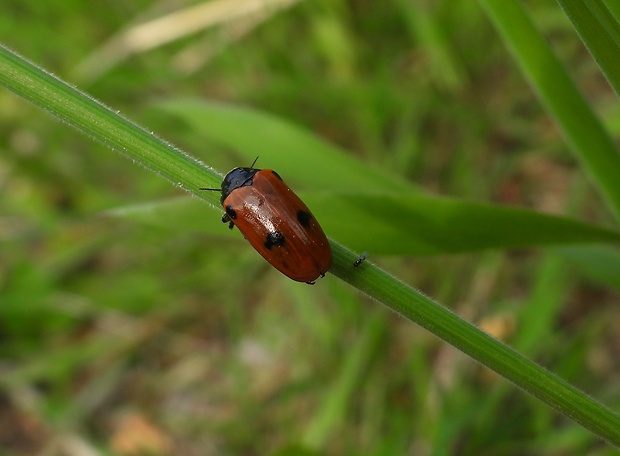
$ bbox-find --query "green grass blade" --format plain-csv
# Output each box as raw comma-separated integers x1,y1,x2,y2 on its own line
557,0,620,95
556,245,620,290
396,0,467,91
302,311,386,449
0,45,222,197
513,254,568,355
109,195,620,255
604,0,620,23
478,0,620,221
308,193,620,254
331,242,620,447
155,99,416,193
2,44,620,447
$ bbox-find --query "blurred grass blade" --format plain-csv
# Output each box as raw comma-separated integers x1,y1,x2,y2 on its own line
478,0,620,222
107,194,620,255
312,193,620,254
302,311,386,449
397,0,467,91
555,245,620,290
603,0,620,22
155,99,416,193
513,255,568,355
557,0,620,96
74,0,299,81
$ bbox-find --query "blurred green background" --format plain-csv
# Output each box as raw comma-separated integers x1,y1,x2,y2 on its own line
1,0,619,454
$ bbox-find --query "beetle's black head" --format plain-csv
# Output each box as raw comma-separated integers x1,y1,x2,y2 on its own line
220,167,260,203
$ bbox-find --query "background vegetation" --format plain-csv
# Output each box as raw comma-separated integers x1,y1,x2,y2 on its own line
1,0,619,454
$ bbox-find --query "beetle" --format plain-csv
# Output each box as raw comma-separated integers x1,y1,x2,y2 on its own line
201,160,332,284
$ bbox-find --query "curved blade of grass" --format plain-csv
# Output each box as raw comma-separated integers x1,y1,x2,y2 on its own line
2,45,620,446
154,99,416,193
478,0,620,222
555,245,620,290
311,193,620,254
557,0,620,96
604,0,620,24
107,194,620,255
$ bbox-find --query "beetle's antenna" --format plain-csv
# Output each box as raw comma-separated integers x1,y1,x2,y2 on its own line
250,156,259,168
199,187,220,191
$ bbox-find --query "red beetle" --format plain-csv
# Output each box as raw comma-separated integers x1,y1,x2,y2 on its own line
201,160,332,283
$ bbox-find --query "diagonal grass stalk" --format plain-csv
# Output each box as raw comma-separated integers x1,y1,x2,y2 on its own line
557,0,620,96
0,45,222,197
479,0,620,222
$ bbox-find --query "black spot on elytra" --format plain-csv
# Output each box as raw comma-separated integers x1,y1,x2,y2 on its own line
297,210,312,228
271,170,283,181
225,205,237,219
264,231,286,250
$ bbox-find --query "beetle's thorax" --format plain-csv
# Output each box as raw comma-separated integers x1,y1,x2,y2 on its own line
220,167,260,204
